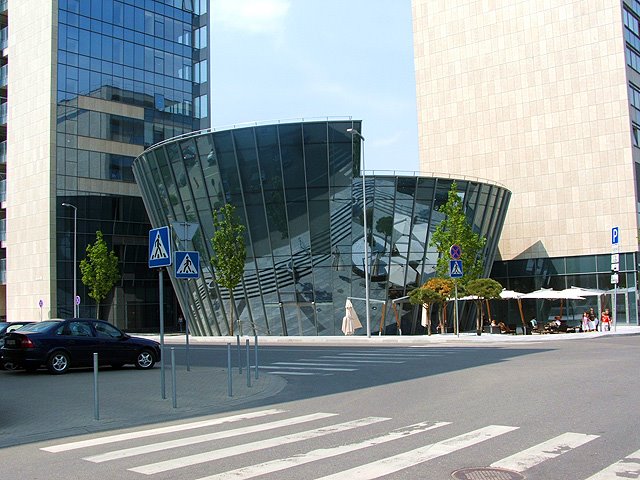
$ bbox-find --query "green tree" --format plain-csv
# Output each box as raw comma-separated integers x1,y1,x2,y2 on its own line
465,278,503,334
79,230,120,319
430,182,487,281
409,283,445,335
211,203,246,336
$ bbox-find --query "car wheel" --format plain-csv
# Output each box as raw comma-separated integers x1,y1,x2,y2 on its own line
135,349,155,369
3,362,18,371
47,351,70,374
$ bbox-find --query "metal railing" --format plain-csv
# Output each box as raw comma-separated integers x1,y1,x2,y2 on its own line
0,64,6,88
0,141,6,165
0,179,5,203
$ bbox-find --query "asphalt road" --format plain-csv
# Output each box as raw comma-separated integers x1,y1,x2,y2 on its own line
1,335,639,479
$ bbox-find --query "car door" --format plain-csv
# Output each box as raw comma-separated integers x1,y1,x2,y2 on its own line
63,321,99,367
92,321,129,365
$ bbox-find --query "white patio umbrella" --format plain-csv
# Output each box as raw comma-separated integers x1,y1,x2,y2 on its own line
342,299,363,335
522,288,585,320
499,289,526,327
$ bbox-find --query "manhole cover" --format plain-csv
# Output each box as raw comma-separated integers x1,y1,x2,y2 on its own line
451,467,525,480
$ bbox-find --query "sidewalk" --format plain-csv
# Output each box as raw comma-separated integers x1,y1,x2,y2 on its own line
153,325,640,346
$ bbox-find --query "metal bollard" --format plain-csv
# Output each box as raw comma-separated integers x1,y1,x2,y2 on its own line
236,334,242,374
93,352,99,420
246,339,251,388
227,343,232,397
171,347,177,408
254,334,259,380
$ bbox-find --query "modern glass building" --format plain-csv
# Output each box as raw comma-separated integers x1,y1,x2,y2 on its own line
133,119,511,335
4,0,209,326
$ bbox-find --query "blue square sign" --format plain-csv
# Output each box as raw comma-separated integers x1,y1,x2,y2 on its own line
149,226,172,268
175,251,199,279
450,260,463,278
612,226,619,245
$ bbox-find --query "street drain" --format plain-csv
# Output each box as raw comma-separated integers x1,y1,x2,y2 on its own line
451,467,525,480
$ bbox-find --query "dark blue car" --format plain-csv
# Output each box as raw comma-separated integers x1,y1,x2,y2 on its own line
1,318,161,374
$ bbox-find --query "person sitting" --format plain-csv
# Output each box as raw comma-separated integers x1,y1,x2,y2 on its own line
498,321,513,334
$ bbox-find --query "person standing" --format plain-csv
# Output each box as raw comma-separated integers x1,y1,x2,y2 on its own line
601,308,612,331
589,307,598,332
582,310,590,332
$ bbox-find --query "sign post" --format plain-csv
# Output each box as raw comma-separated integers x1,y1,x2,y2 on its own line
611,227,619,332
149,226,171,399
175,250,199,371
449,245,463,337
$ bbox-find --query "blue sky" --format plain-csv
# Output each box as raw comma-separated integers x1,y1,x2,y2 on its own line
210,0,419,173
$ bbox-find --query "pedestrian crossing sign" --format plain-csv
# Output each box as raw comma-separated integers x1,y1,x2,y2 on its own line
450,260,463,278
175,251,199,279
148,226,172,268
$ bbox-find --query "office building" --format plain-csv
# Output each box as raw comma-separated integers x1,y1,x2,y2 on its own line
413,0,640,323
133,119,511,335
4,0,209,327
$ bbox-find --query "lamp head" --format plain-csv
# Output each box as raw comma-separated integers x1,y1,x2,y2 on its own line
346,128,364,141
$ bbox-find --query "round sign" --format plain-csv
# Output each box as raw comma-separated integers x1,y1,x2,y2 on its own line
38,299,43,308
75,295,81,305
449,244,462,260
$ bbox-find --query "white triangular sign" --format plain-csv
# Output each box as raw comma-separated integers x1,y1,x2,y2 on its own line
177,253,197,274
151,232,169,260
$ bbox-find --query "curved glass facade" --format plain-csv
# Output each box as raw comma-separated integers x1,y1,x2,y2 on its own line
133,120,512,336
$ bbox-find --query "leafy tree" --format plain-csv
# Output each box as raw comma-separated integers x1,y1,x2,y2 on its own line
409,284,445,335
430,182,486,282
465,278,503,334
421,277,454,333
79,230,120,319
211,204,246,336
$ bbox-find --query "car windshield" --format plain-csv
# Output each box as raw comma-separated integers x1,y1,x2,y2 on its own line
18,321,60,333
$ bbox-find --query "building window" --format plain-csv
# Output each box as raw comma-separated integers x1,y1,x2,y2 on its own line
194,94,208,119
194,60,207,84
194,26,207,49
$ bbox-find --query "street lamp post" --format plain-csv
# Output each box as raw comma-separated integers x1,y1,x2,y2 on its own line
62,203,78,317
347,128,371,338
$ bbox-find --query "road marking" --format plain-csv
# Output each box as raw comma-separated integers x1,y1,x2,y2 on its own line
260,366,357,372
195,420,451,480
84,412,337,463
265,371,330,376
583,448,640,479
271,362,390,367
41,409,286,453
129,416,390,475
490,432,599,472
315,425,519,480
334,353,438,357
314,357,405,364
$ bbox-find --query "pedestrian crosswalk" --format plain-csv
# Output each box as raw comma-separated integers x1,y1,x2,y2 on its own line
260,348,453,376
39,408,640,479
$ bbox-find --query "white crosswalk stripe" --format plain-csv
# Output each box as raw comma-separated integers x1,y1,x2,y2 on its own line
315,425,519,480
491,432,600,472
40,408,286,453
128,416,390,475
84,412,338,463
39,410,636,479
583,448,640,479
194,420,452,480
260,350,438,375
260,365,357,372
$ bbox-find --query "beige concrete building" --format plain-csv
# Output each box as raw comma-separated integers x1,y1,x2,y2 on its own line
412,0,640,323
